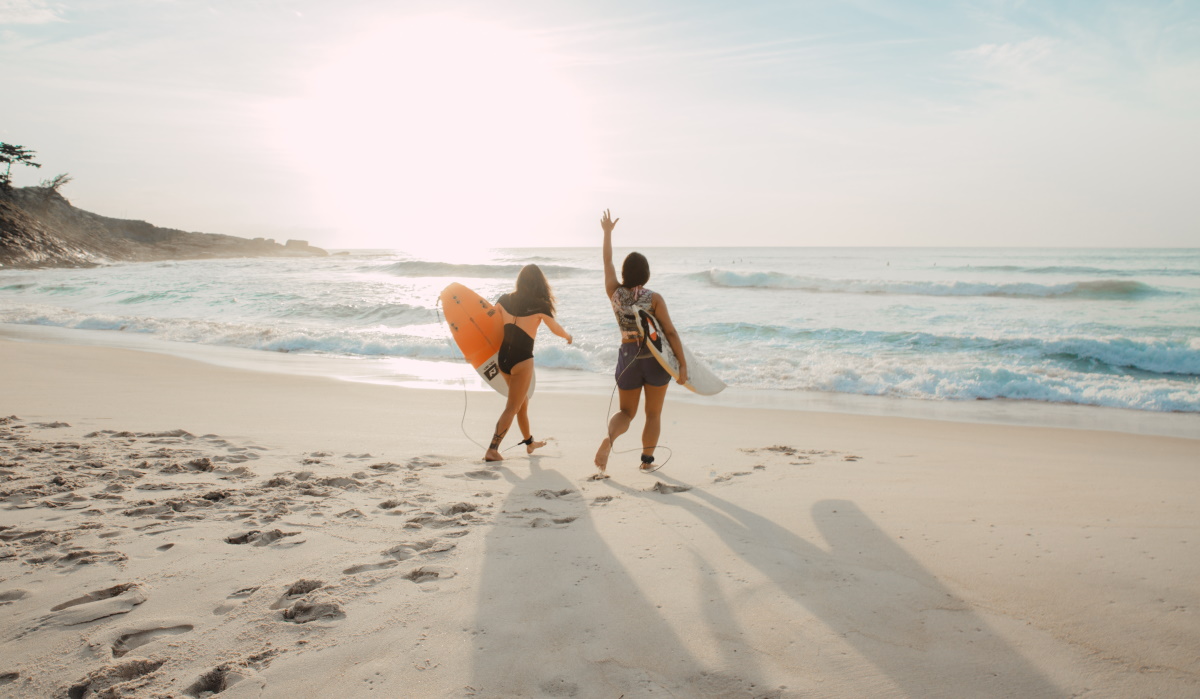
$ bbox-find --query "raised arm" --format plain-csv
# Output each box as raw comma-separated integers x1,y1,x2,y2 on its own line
540,314,573,345
601,209,620,298
650,294,688,385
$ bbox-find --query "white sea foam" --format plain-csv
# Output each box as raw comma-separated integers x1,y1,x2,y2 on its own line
2,247,1197,413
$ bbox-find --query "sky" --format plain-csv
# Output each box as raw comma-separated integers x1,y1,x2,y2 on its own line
2,0,1198,250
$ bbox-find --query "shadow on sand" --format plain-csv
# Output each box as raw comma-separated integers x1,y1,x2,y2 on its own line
606,472,1063,698
468,457,778,697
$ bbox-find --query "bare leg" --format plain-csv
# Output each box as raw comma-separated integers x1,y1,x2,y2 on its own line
640,382,668,470
594,388,641,471
516,400,547,454
484,361,534,461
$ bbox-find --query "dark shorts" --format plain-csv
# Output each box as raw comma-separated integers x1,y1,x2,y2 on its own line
615,342,671,390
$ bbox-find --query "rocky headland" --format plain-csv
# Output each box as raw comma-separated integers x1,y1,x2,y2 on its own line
0,186,327,268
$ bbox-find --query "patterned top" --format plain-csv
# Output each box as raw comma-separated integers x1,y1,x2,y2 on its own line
610,286,655,342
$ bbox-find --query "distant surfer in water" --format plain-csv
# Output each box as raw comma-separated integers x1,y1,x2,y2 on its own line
594,209,689,475
485,264,573,462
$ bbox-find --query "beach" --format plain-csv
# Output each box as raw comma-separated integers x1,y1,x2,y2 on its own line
1,336,1196,698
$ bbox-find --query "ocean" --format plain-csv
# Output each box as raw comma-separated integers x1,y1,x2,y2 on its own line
2,247,1198,434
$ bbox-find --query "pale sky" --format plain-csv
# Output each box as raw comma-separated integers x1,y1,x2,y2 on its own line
3,0,1198,250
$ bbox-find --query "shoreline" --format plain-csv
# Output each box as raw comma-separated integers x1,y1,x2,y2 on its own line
1,336,1197,696
3,323,1198,440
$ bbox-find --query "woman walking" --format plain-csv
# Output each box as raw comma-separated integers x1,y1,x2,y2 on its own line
484,264,573,462
594,209,688,474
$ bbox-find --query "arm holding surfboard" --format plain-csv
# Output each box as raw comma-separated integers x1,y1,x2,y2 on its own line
649,294,688,386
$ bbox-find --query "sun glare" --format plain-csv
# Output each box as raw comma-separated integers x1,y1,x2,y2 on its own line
270,15,597,253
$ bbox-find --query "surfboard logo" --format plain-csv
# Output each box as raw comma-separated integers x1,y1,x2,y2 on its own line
638,311,663,351
483,360,499,381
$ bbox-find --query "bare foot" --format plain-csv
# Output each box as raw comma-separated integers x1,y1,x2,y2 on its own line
594,437,612,472
484,449,503,462
525,439,547,455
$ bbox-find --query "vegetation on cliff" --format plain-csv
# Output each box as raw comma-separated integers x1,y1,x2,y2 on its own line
0,180,327,269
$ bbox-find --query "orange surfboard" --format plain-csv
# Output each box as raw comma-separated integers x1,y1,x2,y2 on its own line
440,283,534,398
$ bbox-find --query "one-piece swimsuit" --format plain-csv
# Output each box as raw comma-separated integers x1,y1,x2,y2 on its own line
496,292,550,374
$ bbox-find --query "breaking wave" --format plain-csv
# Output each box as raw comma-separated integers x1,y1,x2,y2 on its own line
698,270,1164,299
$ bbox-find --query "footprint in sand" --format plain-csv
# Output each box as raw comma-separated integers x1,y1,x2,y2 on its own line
650,482,692,494
224,529,302,546
49,583,147,626
402,565,455,585
55,548,128,567
712,471,753,483
184,664,243,697
65,659,165,698
271,581,343,623
183,650,280,697
269,579,324,610
461,470,500,480
0,589,30,606
282,594,345,623
111,624,194,657
213,586,258,615
527,517,577,528
533,489,576,499
385,539,456,561
343,561,400,575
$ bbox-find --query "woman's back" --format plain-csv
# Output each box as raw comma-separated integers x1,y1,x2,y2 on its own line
610,286,655,343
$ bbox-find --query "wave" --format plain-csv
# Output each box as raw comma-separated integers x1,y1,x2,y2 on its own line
783,362,1200,412
950,264,1200,278
375,260,586,279
273,301,434,325
697,270,1165,299
690,324,1200,377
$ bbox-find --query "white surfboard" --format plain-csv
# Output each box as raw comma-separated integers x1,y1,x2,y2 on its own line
636,309,726,396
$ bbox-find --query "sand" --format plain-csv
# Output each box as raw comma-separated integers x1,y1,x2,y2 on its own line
0,337,1197,698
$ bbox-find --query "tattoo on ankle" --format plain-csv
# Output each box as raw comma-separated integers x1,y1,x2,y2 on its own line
489,430,507,450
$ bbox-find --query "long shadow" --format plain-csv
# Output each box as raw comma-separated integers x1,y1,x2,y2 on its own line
468,457,767,697
606,474,1063,698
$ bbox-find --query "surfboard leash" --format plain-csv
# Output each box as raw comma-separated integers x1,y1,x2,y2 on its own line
602,340,673,472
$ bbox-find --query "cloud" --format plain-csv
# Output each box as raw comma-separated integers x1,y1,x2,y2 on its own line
0,0,63,25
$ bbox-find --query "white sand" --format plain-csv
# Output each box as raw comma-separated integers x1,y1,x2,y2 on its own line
0,338,1197,698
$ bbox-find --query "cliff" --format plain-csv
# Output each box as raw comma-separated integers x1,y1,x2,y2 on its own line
0,186,327,268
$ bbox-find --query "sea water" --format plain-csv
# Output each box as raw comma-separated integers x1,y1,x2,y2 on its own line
2,248,1198,431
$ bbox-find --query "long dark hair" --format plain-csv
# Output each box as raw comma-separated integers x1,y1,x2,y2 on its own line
621,252,650,288
513,264,555,316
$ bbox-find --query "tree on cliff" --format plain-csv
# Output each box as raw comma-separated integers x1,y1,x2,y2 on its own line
0,142,42,190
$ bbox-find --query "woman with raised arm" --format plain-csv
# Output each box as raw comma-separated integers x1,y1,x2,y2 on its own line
484,264,573,462
594,209,688,475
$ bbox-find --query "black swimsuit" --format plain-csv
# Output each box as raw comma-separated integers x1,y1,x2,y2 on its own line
496,293,551,374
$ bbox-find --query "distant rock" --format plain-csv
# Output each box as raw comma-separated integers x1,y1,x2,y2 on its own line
0,186,327,268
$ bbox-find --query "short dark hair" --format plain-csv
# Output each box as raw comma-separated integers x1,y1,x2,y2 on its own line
621,252,650,288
